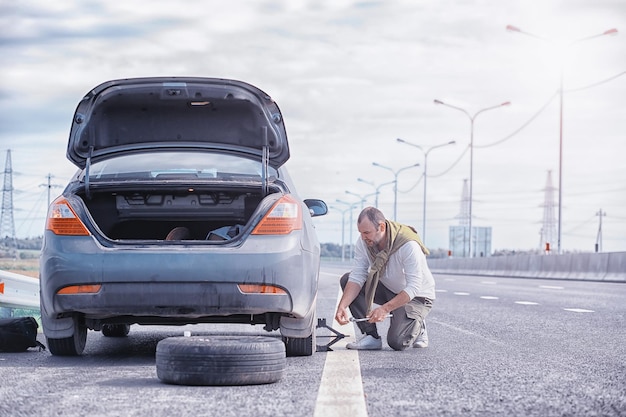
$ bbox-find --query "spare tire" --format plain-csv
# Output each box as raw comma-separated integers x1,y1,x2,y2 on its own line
156,335,286,386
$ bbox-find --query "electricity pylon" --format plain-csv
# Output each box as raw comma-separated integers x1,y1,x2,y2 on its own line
539,170,557,253
0,149,17,253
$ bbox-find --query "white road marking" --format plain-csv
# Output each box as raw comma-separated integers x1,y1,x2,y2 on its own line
564,308,595,313
435,289,448,293
444,278,456,281
314,289,368,417
430,319,507,347
539,285,564,290
515,301,539,305
480,296,499,300
481,281,497,285
453,292,470,296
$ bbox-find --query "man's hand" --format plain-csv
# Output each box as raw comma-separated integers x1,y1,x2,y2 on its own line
367,306,391,323
335,281,362,325
335,306,350,325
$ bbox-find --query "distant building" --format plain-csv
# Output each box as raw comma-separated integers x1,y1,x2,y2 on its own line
449,226,492,257
450,179,492,257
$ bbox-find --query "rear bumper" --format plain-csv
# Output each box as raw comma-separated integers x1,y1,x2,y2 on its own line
53,281,293,317
40,231,319,328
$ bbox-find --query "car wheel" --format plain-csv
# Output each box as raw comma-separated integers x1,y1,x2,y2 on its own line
282,332,316,357
101,324,130,337
156,335,286,386
46,316,87,356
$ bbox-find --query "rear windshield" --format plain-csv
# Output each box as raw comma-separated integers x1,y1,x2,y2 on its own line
83,151,277,182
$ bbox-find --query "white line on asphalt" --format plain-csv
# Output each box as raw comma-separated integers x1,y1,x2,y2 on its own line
430,319,508,347
435,289,448,293
515,301,539,305
539,285,564,290
480,296,499,300
481,281,497,285
563,308,595,313
453,292,470,296
314,289,368,417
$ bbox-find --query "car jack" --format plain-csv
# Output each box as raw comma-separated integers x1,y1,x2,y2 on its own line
315,318,347,352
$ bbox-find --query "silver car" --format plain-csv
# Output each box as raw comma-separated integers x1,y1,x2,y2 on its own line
39,77,327,356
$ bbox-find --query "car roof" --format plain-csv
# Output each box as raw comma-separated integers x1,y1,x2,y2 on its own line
67,77,290,169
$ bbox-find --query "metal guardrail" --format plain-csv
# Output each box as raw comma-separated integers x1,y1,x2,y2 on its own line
0,269,40,310
427,251,626,282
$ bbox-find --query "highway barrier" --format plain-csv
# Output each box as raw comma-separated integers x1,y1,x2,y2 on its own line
427,251,626,282
0,270,40,314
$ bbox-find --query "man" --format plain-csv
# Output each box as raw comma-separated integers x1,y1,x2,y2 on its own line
335,206,435,350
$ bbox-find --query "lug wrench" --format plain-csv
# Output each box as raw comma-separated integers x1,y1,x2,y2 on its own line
349,314,393,322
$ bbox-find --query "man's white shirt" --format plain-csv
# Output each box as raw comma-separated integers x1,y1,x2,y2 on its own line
348,238,436,301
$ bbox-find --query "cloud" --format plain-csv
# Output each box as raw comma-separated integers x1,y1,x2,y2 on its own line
1,0,625,252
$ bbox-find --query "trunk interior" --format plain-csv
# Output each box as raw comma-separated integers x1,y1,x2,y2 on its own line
78,186,276,241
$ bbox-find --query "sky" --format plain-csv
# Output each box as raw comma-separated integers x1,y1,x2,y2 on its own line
1,0,625,253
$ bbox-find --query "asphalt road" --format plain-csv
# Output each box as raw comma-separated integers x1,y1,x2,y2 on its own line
0,261,624,417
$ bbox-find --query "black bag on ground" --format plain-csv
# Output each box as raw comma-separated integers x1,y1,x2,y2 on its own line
0,316,46,352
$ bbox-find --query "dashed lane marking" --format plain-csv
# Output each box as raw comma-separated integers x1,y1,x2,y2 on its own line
481,281,498,285
430,319,508,347
515,301,539,305
480,296,499,300
314,289,368,417
539,285,564,290
453,292,470,296
563,308,595,313
435,289,448,293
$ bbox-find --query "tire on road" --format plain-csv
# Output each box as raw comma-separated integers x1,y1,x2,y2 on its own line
156,335,286,386
46,315,87,356
282,333,315,356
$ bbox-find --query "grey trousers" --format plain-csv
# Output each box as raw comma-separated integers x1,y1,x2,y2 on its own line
340,272,433,351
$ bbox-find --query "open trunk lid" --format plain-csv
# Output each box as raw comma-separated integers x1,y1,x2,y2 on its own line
67,77,290,170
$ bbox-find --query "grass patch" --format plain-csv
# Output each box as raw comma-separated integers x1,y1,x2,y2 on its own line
0,256,40,278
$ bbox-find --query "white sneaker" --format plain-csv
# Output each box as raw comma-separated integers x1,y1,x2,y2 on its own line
346,335,383,350
413,322,428,348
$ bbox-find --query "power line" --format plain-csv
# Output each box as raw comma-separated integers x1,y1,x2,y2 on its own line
565,70,626,93
475,92,558,149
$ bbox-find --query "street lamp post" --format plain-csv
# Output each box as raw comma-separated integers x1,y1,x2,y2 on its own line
396,138,456,245
434,99,510,257
336,199,360,259
371,162,420,221
357,178,395,208
506,24,618,255
345,190,375,211
330,205,352,262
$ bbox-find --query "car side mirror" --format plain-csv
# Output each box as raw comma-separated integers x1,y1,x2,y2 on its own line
303,199,328,217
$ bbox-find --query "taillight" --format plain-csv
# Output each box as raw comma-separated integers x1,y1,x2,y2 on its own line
251,194,302,235
46,197,90,236
57,284,102,295
237,284,286,295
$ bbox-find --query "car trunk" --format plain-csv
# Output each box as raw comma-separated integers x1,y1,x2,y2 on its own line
75,185,279,241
